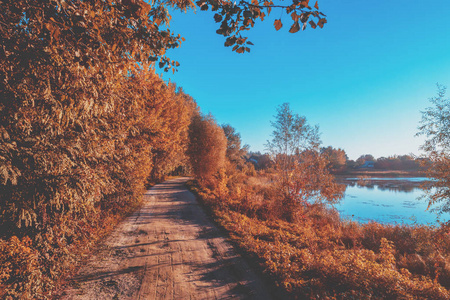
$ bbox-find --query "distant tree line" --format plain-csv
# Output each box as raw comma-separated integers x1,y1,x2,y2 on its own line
247,149,427,173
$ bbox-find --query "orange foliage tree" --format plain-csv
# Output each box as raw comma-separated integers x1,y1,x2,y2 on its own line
188,114,227,182
320,146,348,171
266,103,344,220
222,124,249,169
0,1,197,296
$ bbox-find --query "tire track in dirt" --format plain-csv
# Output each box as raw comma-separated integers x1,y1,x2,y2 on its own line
62,177,273,299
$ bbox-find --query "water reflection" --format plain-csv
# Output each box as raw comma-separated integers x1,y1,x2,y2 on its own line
334,177,448,225
340,177,432,193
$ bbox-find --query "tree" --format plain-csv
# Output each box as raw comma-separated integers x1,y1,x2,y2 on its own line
321,146,348,170
356,154,376,166
417,85,450,218
188,114,227,181
199,0,328,54
265,103,343,220
1,0,326,73
222,124,249,168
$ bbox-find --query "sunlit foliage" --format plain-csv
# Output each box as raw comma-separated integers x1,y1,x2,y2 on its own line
205,0,328,53
188,174,450,299
222,124,249,168
320,146,347,171
188,114,227,182
265,103,344,220
0,1,198,296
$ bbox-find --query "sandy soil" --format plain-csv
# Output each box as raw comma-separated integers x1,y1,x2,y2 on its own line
62,177,273,300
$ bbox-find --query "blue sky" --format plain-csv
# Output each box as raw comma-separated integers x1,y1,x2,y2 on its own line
162,0,450,160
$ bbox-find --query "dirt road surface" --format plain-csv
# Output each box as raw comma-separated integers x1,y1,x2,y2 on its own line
62,177,274,300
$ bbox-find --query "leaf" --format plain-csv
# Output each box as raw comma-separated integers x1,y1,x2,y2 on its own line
314,1,319,9
214,13,222,23
274,19,282,31
300,0,309,8
236,47,245,53
300,12,309,23
309,20,317,29
225,36,236,47
246,41,254,45
289,21,300,33
317,18,327,28
243,10,252,18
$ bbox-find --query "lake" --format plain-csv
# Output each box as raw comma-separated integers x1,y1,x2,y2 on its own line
334,177,449,225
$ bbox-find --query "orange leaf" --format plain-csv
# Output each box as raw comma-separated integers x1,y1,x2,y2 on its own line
289,21,300,33
274,19,282,31
317,18,327,28
300,0,309,8
314,1,319,9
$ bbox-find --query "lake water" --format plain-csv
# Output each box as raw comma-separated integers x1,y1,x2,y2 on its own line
334,177,449,225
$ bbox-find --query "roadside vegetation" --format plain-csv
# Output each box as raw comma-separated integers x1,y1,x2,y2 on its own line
0,1,200,297
188,103,450,299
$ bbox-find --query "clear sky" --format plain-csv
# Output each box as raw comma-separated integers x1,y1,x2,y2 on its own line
162,0,450,160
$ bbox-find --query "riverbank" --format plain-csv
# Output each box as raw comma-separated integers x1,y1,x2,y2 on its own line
188,176,450,299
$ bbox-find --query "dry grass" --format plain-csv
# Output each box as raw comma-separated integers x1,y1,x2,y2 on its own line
188,173,450,299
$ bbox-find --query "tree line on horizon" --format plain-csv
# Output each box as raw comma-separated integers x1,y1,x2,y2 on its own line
247,149,428,172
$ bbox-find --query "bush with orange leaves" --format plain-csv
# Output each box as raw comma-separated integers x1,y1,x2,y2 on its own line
188,171,450,299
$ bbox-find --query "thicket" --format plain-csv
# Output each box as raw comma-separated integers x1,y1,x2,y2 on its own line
0,0,197,297
187,106,450,299
190,172,450,299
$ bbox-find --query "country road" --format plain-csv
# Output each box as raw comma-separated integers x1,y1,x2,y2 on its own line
62,177,273,299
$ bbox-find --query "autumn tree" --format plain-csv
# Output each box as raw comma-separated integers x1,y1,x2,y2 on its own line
188,114,227,182
356,154,376,166
417,85,450,219
0,1,198,295
321,146,348,171
222,124,249,168
266,103,343,220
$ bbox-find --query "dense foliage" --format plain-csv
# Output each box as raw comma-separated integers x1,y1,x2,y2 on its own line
0,0,198,297
189,170,450,299
188,114,227,182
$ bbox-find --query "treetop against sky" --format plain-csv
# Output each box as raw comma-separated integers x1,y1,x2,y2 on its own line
162,0,450,160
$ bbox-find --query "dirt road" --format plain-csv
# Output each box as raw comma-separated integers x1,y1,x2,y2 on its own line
62,177,273,299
